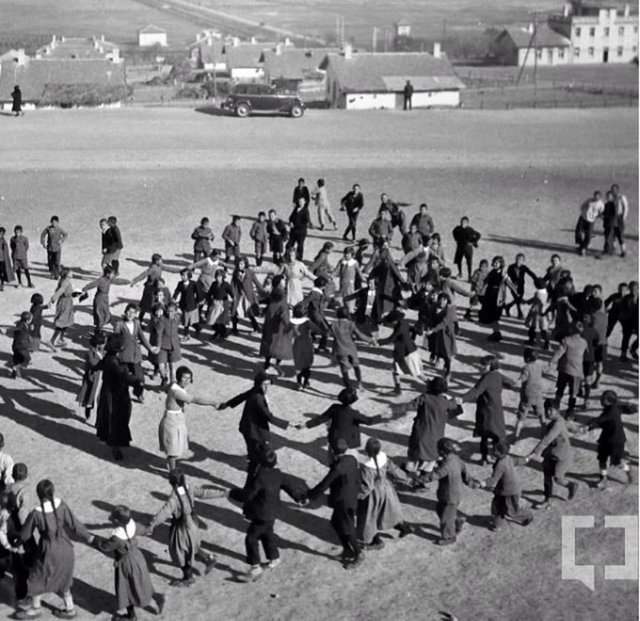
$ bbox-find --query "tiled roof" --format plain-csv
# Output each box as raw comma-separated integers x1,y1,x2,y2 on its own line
223,43,277,68
261,48,339,80
36,37,119,60
139,25,167,34
193,39,225,66
320,52,465,93
500,24,571,48
0,58,126,102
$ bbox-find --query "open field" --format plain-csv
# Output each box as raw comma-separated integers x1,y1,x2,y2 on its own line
0,107,637,621
2,0,579,48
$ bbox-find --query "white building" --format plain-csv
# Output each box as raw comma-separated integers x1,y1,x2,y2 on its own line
548,1,638,63
319,46,465,110
138,25,168,48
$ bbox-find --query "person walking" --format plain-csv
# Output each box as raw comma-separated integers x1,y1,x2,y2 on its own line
40,216,68,280
574,191,604,256
341,184,364,242
311,179,337,231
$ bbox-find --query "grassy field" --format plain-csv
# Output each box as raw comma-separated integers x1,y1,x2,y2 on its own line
1,0,575,48
0,107,637,621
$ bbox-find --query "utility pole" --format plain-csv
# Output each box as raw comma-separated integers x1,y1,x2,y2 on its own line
336,15,345,47
533,12,538,101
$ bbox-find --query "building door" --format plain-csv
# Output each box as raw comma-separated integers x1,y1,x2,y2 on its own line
603,48,609,62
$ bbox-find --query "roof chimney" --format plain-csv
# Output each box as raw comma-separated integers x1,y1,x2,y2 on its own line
527,23,534,34
624,3,630,16
101,34,105,42
250,36,257,44
433,41,441,58
343,42,353,59
275,43,283,55
284,37,291,46
562,3,570,17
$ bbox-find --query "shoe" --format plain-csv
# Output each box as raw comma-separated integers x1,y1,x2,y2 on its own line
503,306,511,317
393,386,402,396
522,516,533,527
52,609,77,619
246,565,263,582
15,609,42,620
436,538,456,546
455,517,466,534
344,554,365,570
567,482,579,500
596,476,608,490
366,536,385,550
534,500,552,511
111,613,135,621
153,593,166,615
267,558,281,570
28,283,35,288
625,470,633,485
397,523,414,538
203,555,217,575
170,576,195,587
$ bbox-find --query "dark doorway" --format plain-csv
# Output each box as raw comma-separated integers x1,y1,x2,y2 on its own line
603,48,609,62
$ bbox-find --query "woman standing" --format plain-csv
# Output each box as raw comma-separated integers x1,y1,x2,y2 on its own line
16,480,93,620
357,438,413,549
479,256,518,342
11,86,22,118
259,287,293,375
82,265,114,331
95,336,141,461
459,356,515,465
76,332,106,421
129,253,163,323
280,249,314,308
49,268,75,349
158,366,219,471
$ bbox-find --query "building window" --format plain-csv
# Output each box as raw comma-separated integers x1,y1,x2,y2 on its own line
588,47,594,57
536,48,542,59
635,26,638,34
618,46,624,56
559,48,565,59
619,26,625,36
604,27,610,36
547,49,553,62
633,46,638,54
589,27,596,37
574,48,580,57
575,27,581,37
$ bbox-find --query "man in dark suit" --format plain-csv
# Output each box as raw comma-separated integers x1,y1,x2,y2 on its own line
292,177,310,210
242,449,306,581
341,184,364,242
307,438,363,568
219,371,291,485
287,198,311,260
299,277,330,351
403,80,414,111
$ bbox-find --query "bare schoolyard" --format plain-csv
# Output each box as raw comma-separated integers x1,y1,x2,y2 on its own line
0,107,637,621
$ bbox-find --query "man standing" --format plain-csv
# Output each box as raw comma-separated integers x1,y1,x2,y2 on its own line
311,178,337,231
287,198,310,261
267,209,288,266
575,191,604,256
611,183,629,258
40,215,67,279
307,438,363,569
410,203,435,242
103,216,123,276
222,215,242,263
292,178,311,227
341,183,364,242
403,80,414,111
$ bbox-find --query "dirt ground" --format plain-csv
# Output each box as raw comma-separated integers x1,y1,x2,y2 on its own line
0,107,637,621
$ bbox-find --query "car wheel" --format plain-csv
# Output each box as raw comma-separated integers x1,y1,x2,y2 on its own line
290,104,304,118
236,103,250,118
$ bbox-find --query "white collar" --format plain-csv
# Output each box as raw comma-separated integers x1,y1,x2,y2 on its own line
362,452,388,469
36,498,62,512
312,287,323,294
290,317,308,325
112,519,136,540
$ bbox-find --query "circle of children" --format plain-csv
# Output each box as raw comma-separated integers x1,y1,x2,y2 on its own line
0,178,637,620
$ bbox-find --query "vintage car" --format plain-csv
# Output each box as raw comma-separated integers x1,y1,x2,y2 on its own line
222,83,305,118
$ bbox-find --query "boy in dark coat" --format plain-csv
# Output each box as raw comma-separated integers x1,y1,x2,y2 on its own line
267,210,288,266
249,212,268,267
297,388,385,457
172,269,200,339
527,399,578,510
287,199,310,261
307,439,363,568
243,450,306,581
582,390,635,488
219,371,291,485
426,438,471,545
504,253,537,319
618,280,638,362
460,356,515,464
341,184,364,242
10,226,32,288
299,277,330,351
222,216,242,263
474,441,533,530
190,218,214,262
102,216,123,276
452,217,481,281
10,312,33,379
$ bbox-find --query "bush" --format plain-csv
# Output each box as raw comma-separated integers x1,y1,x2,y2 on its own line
39,84,130,107
174,86,202,99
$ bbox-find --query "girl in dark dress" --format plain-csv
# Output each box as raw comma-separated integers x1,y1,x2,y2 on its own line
82,265,114,331
479,256,518,342
92,505,164,620
76,331,106,420
16,480,93,620
95,335,140,461
129,253,163,323
259,286,293,376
